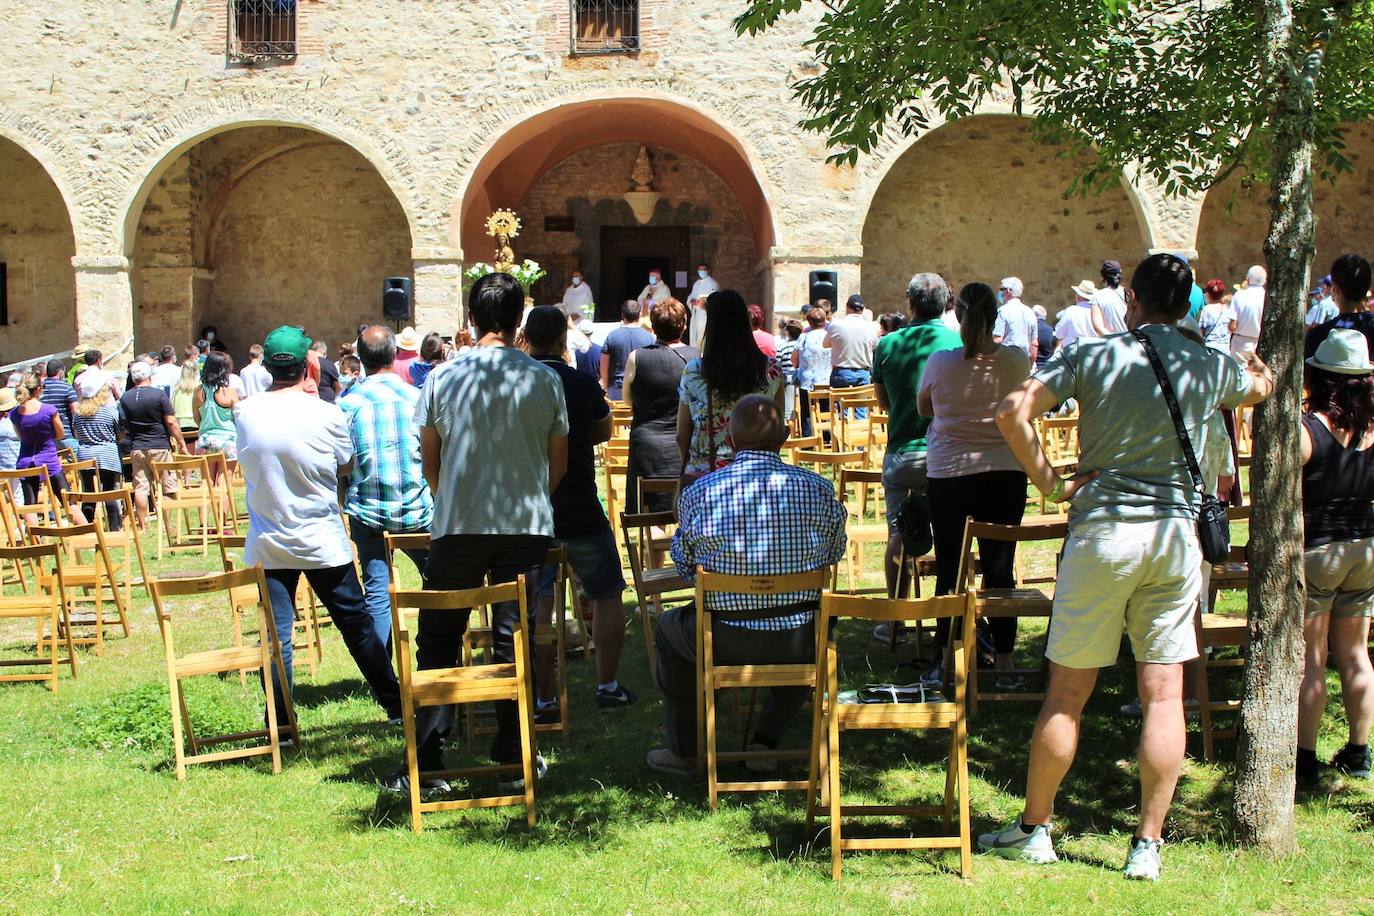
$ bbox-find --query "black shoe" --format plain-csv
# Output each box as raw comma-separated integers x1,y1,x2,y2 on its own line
595,684,639,711
385,708,404,727
534,703,561,725
1332,744,1372,779
378,768,451,797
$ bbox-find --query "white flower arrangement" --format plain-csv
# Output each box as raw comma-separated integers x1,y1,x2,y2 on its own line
463,259,547,290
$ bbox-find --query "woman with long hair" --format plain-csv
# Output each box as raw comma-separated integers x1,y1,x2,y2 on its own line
72,372,124,530
917,282,1031,687
1296,328,1374,787
794,306,830,436
193,351,240,527
13,372,84,524
173,360,200,446
676,290,783,482
623,298,699,511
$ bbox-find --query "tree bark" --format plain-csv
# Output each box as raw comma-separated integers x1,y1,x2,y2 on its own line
1231,0,1316,854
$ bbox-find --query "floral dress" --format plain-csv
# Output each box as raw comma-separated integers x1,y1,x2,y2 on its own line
677,358,782,477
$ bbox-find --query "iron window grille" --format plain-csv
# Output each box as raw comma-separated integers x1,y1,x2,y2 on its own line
570,0,639,54
228,0,298,63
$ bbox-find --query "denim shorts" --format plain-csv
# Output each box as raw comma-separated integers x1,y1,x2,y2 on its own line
882,450,928,534
537,528,626,601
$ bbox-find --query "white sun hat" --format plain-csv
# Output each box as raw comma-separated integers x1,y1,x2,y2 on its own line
1306,328,1374,375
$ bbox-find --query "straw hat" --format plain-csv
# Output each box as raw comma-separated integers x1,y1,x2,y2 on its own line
1306,328,1374,375
396,326,422,351
0,388,16,413
1071,280,1098,299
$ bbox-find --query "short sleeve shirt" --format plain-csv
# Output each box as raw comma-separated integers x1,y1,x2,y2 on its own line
1032,323,1251,524
119,386,175,450
604,326,654,392
1091,287,1128,334
824,315,878,370
415,346,569,537
535,357,612,538
871,319,962,454
678,359,782,476
919,346,1029,478
993,300,1038,353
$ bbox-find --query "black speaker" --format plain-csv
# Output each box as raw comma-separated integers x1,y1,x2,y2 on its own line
382,277,412,319
808,270,838,308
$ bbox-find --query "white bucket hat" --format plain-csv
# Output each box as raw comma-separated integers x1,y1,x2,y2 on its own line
1306,328,1374,375
1071,280,1098,299
396,326,422,351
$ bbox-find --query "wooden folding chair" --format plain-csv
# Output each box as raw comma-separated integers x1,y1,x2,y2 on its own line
621,510,693,684
802,387,832,444
792,449,865,489
203,451,246,534
808,591,974,879
392,578,538,832
59,458,99,496
957,515,1067,714
0,466,66,527
151,454,221,558
64,488,151,617
533,545,571,745
219,533,324,679
0,542,76,690
0,484,37,589
147,567,298,780
1195,505,1250,761
30,522,129,656
696,567,829,810
836,467,891,595
784,434,824,465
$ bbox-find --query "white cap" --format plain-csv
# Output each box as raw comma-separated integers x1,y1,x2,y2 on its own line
128,361,151,382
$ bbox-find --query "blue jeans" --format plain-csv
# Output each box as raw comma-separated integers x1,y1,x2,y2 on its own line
263,564,401,723
830,367,871,419
349,518,429,648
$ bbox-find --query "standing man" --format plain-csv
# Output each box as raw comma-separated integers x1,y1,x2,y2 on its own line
1229,264,1267,361
239,344,272,397
340,325,434,650
1032,305,1055,369
235,326,402,733
151,346,182,396
687,262,720,349
311,339,340,404
871,274,962,615
39,360,78,451
561,268,595,316
988,253,1274,879
993,278,1040,365
524,306,637,716
385,273,568,795
825,294,879,395
1056,282,1099,350
119,360,188,531
637,268,672,313
1305,275,1338,330
600,300,654,400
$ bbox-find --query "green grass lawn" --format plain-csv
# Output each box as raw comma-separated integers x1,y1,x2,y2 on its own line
1,513,1372,914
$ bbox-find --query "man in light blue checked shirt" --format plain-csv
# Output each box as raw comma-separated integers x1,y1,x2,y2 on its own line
648,395,846,775
341,326,434,648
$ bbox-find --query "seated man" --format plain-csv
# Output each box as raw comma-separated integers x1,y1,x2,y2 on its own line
647,395,847,775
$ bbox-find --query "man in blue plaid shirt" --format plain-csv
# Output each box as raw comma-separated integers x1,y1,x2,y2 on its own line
341,325,434,648
648,395,846,775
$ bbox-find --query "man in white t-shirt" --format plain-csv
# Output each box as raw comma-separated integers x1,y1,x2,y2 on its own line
993,277,1039,365
1230,264,1267,360
150,346,182,395
235,325,401,731
687,262,720,349
1089,260,1129,335
239,344,272,397
561,269,595,314
1055,281,1100,350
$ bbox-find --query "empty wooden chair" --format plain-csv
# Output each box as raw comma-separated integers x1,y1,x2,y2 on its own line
792,449,865,489
147,567,298,780
0,542,77,690
622,510,693,683
64,488,151,617
809,590,974,879
391,577,538,832
695,567,829,811
30,522,129,656
219,533,324,679
0,466,67,527
151,454,221,558
1194,505,1250,761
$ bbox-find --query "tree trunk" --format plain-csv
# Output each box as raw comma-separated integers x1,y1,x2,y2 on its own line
1231,0,1316,854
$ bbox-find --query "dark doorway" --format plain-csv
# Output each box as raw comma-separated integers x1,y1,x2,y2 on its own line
599,225,691,321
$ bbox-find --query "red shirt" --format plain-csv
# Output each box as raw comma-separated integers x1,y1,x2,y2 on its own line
752,329,777,358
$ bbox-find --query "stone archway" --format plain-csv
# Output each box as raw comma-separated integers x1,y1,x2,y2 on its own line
1196,121,1374,285
128,125,414,364
0,136,77,363
860,115,1150,319
455,96,778,317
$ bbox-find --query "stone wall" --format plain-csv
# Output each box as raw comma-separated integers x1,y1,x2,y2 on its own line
0,138,76,362
516,143,761,310
1196,121,1374,285
862,116,1146,320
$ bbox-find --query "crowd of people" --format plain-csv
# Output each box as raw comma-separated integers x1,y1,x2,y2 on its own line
4,246,1372,884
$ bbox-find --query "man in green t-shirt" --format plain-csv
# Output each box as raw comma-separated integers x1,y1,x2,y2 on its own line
871,273,962,606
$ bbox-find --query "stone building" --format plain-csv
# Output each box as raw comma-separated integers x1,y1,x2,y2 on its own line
2,1,1371,367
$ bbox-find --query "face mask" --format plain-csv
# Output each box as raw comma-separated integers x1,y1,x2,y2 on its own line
996,290,1005,304
571,277,582,287
206,331,215,341
698,270,708,279
340,374,355,386
649,275,660,286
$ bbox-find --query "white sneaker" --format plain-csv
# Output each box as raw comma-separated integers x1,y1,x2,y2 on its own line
1123,837,1162,880
497,753,547,792
871,622,908,644
977,820,1058,864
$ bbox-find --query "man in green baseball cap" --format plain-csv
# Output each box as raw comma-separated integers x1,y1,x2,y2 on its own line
262,325,312,368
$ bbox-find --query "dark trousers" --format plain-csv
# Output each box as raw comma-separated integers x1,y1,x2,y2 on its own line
263,564,401,723
78,467,124,530
927,471,1027,654
654,604,815,758
413,533,550,768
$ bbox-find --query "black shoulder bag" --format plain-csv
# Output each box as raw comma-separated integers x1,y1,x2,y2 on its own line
1131,329,1230,563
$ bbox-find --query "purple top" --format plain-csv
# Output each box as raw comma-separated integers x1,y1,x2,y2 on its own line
16,403,61,478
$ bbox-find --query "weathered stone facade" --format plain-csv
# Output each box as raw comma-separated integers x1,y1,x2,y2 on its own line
0,0,1369,365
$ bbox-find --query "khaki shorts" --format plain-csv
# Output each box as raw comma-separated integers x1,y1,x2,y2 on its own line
1304,537,1374,618
1046,517,1201,669
131,448,179,499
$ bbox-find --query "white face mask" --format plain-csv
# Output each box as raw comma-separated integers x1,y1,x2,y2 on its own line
206,331,215,341
571,277,582,287
698,269,708,279
649,275,660,286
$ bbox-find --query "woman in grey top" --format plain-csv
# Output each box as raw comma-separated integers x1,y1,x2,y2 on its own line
72,373,124,530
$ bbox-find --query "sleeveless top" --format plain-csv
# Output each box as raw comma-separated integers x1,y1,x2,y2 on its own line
197,385,237,443
630,344,699,433
1301,412,1374,548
